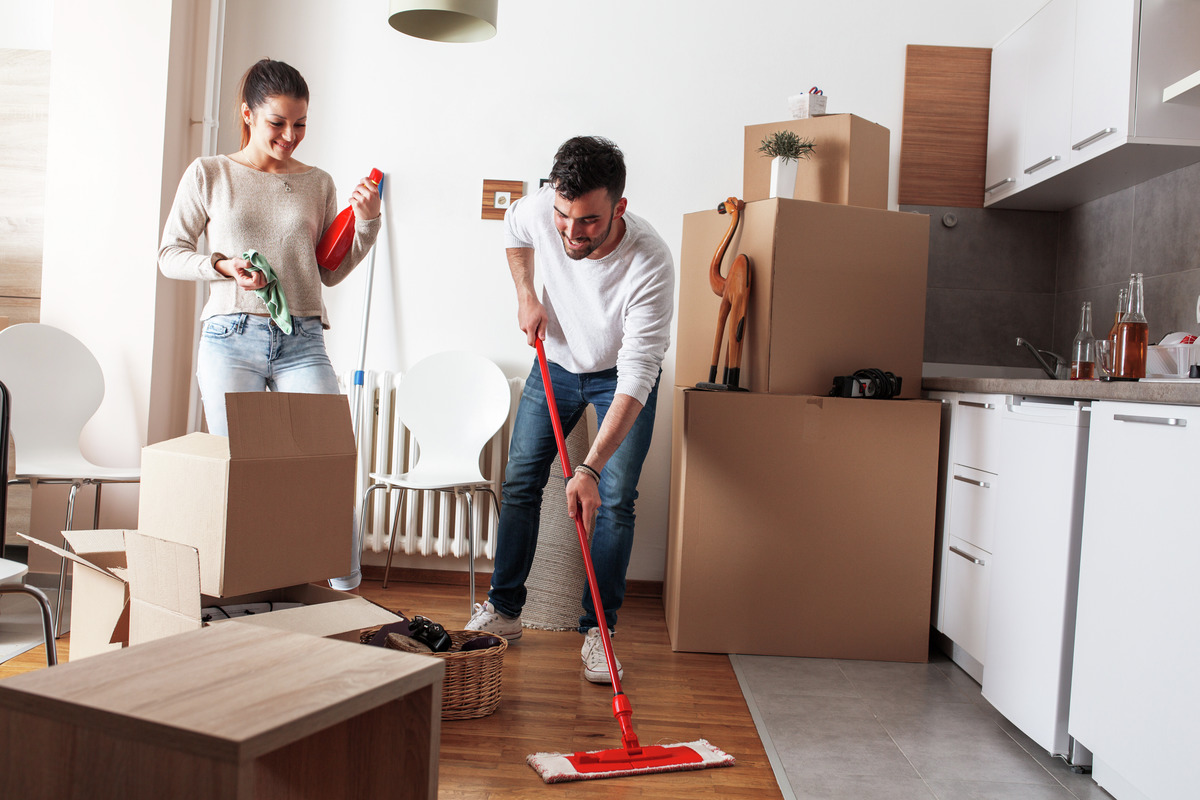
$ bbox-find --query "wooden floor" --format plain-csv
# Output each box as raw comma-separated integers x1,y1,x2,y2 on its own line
1,578,782,799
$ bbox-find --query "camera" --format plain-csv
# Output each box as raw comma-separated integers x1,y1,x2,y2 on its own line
408,615,452,653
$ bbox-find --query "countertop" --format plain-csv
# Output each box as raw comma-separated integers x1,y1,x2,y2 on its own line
921,376,1200,406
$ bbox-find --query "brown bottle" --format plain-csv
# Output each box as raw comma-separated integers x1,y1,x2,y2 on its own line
1111,274,1148,379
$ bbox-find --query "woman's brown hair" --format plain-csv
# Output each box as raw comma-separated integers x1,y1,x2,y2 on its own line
236,58,309,148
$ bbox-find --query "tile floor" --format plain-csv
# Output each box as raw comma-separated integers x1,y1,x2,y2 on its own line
732,647,1113,800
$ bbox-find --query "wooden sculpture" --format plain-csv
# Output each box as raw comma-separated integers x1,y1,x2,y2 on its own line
698,197,752,391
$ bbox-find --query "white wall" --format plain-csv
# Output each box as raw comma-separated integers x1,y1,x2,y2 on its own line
0,0,53,49
210,0,1043,581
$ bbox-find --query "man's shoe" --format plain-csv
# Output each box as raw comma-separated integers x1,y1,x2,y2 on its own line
581,627,623,684
465,601,523,640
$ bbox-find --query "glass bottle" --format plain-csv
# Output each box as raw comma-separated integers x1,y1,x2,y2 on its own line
1070,301,1097,380
1111,273,1148,379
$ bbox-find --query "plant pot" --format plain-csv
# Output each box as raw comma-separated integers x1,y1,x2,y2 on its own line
769,156,798,199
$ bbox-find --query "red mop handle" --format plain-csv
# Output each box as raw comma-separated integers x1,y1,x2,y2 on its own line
534,340,641,752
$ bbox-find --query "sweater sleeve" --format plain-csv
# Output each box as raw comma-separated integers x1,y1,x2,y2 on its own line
319,180,383,288
158,160,225,282
503,187,544,249
615,241,675,405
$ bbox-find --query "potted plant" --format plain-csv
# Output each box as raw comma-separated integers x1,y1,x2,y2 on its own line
757,130,816,199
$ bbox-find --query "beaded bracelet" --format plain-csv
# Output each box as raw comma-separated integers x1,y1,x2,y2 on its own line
574,463,601,484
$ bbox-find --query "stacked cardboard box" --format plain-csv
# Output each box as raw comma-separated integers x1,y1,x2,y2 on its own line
664,115,942,661
26,392,399,660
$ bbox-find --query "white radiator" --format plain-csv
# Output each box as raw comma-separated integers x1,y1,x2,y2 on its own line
340,370,524,561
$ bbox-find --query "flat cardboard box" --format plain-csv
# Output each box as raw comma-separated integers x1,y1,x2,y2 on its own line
137,392,356,597
18,530,130,660
676,198,929,396
664,388,940,661
744,114,890,207
123,532,399,646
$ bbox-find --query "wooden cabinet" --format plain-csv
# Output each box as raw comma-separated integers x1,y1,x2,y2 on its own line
986,0,1200,210
1069,400,1199,800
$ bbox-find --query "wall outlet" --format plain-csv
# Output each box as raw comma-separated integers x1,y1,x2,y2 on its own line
494,191,511,209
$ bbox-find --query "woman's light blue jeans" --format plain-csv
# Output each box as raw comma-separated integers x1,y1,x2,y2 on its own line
486,358,660,633
196,313,340,437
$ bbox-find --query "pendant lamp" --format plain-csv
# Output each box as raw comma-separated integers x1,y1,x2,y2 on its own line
388,0,497,43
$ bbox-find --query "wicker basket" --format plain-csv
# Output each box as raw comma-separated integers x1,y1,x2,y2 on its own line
362,627,507,720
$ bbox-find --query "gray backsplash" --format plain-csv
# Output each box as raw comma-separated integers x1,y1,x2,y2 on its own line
904,158,1200,370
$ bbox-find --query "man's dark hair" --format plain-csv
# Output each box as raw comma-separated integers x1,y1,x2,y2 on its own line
549,136,626,204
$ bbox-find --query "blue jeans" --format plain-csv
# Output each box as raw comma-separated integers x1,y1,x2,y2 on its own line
196,313,340,437
487,358,660,633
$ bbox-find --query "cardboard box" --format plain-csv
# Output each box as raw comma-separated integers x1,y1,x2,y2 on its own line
123,532,399,646
20,530,399,658
676,198,929,396
137,392,356,597
18,530,129,660
744,114,890,207
664,388,940,661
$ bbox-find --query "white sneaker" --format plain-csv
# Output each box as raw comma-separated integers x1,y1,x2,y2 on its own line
581,627,623,684
464,601,522,640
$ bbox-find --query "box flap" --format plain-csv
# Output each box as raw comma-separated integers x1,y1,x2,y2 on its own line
143,431,230,460
61,529,130,570
225,392,355,460
125,531,204,644
17,531,124,579
227,595,401,638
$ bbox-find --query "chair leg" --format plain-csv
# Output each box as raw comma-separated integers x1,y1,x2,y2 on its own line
381,488,407,590
54,480,84,639
0,585,58,666
356,484,387,588
461,490,476,613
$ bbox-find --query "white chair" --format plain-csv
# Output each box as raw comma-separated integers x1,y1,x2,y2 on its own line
0,558,57,666
0,324,140,637
359,351,511,610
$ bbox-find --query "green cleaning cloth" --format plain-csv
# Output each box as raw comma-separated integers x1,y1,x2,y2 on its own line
240,249,292,334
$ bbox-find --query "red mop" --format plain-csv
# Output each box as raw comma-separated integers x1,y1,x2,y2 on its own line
525,339,735,783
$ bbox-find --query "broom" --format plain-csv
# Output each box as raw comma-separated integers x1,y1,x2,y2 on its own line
526,339,736,783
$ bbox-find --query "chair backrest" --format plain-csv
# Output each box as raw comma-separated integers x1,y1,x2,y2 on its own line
396,351,512,481
0,324,105,467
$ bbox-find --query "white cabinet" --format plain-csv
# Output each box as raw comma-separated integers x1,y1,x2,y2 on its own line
986,0,1200,210
1069,401,1200,800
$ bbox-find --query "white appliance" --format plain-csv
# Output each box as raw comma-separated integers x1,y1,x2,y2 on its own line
982,394,1091,764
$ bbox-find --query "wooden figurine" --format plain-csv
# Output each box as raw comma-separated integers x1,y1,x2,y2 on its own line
697,197,752,391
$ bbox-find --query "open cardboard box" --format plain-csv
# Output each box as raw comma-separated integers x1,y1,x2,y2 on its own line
21,530,400,659
137,392,356,597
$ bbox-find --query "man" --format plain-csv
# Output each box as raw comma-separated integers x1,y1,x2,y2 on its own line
466,136,675,684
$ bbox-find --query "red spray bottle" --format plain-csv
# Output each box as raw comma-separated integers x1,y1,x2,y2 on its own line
316,168,383,270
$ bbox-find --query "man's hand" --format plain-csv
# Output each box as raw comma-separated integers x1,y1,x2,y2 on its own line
566,471,601,533
517,294,549,346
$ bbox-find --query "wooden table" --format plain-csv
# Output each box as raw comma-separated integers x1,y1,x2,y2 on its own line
0,622,442,799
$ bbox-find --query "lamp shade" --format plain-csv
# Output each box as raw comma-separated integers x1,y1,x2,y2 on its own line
388,0,497,43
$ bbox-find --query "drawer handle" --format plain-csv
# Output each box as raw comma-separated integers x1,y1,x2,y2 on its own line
1114,413,1188,428
953,475,991,489
957,400,995,410
950,546,986,566
1072,127,1117,150
1024,155,1062,174
984,177,1015,193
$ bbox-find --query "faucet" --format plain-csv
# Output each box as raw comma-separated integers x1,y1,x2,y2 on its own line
1015,337,1067,379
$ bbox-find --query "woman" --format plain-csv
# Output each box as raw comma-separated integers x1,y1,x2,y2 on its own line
159,58,381,436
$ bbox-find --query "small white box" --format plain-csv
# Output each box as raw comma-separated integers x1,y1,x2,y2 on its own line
789,93,828,119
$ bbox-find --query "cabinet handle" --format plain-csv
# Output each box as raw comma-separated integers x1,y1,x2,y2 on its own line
984,177,1015,193
950,546,986,566
1113,413,1188,428
1072,127,1117,151
1024,155,1062,174
953,474,991,489
957,400,995,410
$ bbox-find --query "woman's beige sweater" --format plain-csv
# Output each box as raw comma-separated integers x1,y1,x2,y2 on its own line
158,155,381,327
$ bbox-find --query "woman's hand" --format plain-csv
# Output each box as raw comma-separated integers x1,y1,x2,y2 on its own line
349,175,382,221
216,256,267,291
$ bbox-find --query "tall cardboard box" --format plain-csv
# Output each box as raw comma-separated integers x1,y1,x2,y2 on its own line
137,392,355,597
744,114,890,207
676,198,929,395
664,388,940,662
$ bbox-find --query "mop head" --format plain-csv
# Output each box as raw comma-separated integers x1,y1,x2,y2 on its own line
527,739,735,783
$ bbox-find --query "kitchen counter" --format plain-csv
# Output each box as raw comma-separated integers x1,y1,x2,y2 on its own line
922,377,1200,406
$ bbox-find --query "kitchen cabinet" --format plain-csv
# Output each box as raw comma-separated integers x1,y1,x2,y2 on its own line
930,392,1005,680
986,0,1200,210
1069,400,1199,800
